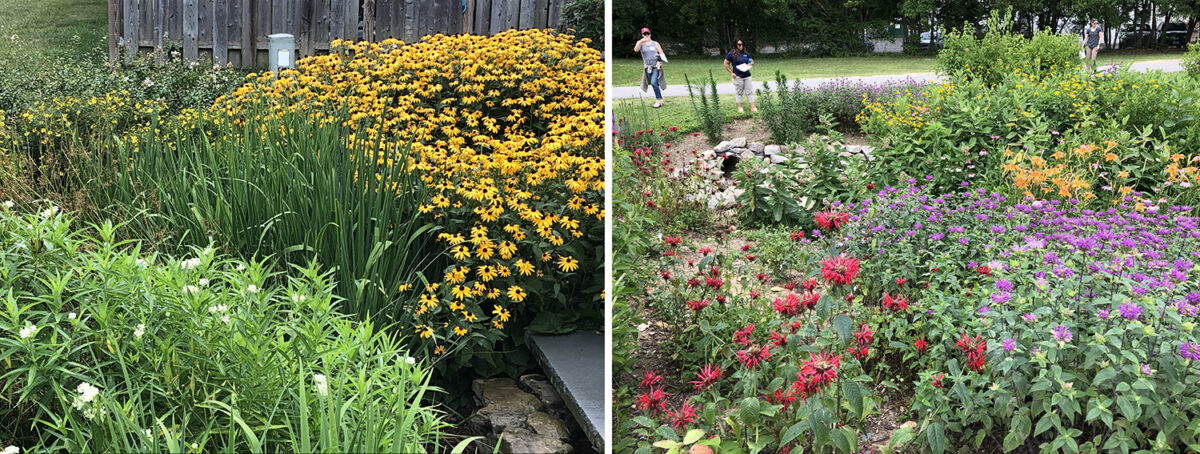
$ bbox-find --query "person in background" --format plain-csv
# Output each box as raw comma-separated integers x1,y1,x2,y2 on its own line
1083,19,1103,71
724,38,756,113
635,28,667,108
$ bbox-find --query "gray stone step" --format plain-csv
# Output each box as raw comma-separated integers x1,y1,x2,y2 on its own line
527,330,605,452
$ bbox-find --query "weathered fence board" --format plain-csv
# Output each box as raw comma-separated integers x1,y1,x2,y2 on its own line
110,0,566,68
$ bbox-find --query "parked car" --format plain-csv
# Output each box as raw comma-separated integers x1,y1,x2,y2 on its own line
1161,22,1189,47
919,31,943,49
1118,23,1153,48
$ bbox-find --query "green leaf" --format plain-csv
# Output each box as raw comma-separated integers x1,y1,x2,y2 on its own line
683,429,704,445
780,422,806,446
833,314,852,341
740,397,761,426
1003,412,1030,452
655,424,679,442
927,422,946,454
654,440,682,450
1093,367,1117,386
831,429,852,453
843,380,864,418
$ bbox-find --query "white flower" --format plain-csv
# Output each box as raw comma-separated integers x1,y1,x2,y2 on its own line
290,293,306,303
313,373,328,396
405,356,416,365
2,445,18,454
235,263,247,271
40,206,57,218
183,285,199,294
198,278,210,287
18,324,35,339
202,246,214,256
1,200,12,209
1182,182,1192,188
134,324,145,338
179,257,202,270
67,312,76,320
246,284,259,294
72,382,102,418
142,77,154,87
207,304,228,313
143,428,153,440
135,258,149,268
221,314,230,324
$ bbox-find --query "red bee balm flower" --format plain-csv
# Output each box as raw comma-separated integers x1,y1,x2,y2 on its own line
690,364,723,390
667,402,696,429
687,299,709,311
814,210,850,231
882,293,909,311
636,387,668,414
640,370,664,388
820,255,861,286
915,338,928,354
773,294,803,316
932,373,945,388
853,324,875,346
789,231,805,241
955,332,988,372
976,265,992,276
664,236,682,246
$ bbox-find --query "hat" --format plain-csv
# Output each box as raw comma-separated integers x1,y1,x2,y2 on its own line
641,27,651,34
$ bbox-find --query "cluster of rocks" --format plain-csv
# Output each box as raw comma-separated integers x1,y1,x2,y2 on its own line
467,375,585,453
684,136,876,210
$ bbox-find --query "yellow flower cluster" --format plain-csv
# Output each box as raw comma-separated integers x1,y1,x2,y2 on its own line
212,29,604,357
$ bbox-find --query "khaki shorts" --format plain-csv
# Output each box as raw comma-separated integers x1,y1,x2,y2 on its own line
734,76,753,103
1085,46,1099,61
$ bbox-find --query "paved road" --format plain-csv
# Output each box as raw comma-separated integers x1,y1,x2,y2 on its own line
610,59,1184,100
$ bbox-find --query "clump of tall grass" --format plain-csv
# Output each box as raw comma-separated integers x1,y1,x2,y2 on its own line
0,203,475,452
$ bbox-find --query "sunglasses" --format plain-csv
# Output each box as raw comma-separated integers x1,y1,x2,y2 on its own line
642,32,650,35
737,43,744,46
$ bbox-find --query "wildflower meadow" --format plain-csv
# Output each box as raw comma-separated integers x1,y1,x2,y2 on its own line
614,9,1200,454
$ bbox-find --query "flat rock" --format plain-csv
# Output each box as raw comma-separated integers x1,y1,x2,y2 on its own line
764,145,781,155
714,140,735,152
500,427,573,454
747,142,765,153
729,137,747,147
473,378,544,412
739,150,757,161
527,411,571,440
520,374,565,410
770,154,789,164
527,331,606,451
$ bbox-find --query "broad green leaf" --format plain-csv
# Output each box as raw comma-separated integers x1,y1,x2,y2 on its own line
927,422,946,454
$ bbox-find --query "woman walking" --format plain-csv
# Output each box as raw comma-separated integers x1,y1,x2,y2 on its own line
635,28,667,108
724,39,756,113
1083,19,1104,71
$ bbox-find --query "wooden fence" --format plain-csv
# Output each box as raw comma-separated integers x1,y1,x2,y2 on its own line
107,0,565,68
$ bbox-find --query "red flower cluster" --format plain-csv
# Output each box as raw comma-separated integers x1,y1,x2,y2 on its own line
704,276,724,289
641,370,664,388
819,255,861,286
814,210,850,231
848,324,874,359
687,299,710,311
755,273,770,283
659,270,672,281
667,402,696,429
664,236,682,246
636,387,668,414
740,244,752,252
882,293,909,311
932,373,945,388
915,338,928,354
789,231,805,241
737,344,773,368
698,247,713,255
733,324,755,346
956,332,988,372
896,277,907,287
773,294,803,317
791,351,842,401
976,265,992,276
800,278,819,291
690,364,723,390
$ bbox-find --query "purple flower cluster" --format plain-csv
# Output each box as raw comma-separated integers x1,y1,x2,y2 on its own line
1179,342,1200,361
1052,325,1073,343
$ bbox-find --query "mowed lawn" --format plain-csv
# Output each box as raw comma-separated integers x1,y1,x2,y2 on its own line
612,49,1188,87
0,0,108,59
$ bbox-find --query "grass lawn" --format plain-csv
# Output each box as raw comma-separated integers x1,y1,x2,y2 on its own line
612,49,1188,87
613,94,755,137
0,0,108,60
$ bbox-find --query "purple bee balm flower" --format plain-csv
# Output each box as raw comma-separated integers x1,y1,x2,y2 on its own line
1097,309,1111,320
1022,313,1037,323
1179,342,1200,361
978,306,992,315
1052,325,1072,343
930,233,945,241
995,279,1014,292
991,292,1011,305
1118,303,1142,321
1140,364,1154,376
959,237,970,245
1003,338,1016,352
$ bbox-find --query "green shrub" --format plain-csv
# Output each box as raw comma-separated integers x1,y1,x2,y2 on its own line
1183,43,1200,79
0,203,464,452
686,71,725,144
937,9,1079,86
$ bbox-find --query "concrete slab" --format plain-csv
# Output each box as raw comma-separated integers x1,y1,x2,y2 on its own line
527,330,605,452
